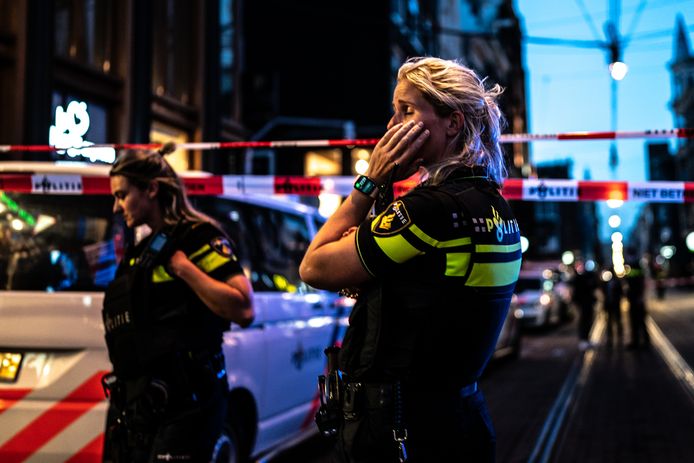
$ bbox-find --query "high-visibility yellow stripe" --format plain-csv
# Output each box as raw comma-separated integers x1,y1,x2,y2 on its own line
196,251,230,273
189,244,210,261
465,260,522,287
476,242,522,253
409,224,438,247
440,236,472,248
445,252,471,277
409,224,472,248
152,265,174,283
374,235,423,263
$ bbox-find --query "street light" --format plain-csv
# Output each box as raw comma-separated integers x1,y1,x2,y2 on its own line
609,61,628,80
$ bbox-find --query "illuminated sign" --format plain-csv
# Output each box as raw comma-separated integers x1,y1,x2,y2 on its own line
48,100,116,164
0,192,36,226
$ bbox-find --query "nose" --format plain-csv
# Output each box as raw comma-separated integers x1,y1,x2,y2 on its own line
112,198,122,214
386,114,398,130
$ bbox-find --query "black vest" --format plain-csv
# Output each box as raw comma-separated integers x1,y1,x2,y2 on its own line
102,221,223,379
340,176,518,387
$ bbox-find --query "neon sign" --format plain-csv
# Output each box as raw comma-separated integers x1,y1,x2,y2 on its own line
48,100,116,164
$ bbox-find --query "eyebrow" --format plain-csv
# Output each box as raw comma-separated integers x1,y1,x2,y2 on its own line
392,98,417,111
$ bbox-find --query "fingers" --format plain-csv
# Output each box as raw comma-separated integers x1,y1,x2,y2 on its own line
391,122,429,165
369,121,429,183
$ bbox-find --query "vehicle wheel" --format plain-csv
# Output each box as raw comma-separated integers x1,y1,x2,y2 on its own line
212,423,241,463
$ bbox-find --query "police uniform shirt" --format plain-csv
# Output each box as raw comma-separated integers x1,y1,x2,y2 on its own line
353,172,522,383
123,220,243,364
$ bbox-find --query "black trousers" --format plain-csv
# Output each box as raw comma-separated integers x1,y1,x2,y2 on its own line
330,388,496,463
104,377,227,463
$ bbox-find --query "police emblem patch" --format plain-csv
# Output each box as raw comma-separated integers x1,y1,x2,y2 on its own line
210,237,233,257
372,200,411,236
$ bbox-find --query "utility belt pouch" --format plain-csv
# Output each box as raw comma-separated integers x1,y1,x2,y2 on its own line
342,382,363,421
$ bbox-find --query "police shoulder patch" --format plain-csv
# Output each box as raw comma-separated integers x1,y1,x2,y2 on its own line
210,237,233,257
371,200,411,236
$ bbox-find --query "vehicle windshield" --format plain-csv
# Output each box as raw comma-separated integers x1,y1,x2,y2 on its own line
0,192,124,291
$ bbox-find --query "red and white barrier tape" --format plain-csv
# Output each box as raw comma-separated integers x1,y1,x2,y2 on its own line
2,174,693,203
1,128,692,153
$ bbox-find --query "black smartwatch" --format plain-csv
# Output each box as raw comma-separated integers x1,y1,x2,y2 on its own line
354,175,379,199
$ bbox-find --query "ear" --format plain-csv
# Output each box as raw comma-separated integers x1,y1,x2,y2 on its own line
446,111,464,137
146,180,159,199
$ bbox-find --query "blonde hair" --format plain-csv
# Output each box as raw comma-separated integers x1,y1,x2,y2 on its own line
397,56,507,184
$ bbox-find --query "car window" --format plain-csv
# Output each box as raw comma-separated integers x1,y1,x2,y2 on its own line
192,196,315,293
0,193,124,291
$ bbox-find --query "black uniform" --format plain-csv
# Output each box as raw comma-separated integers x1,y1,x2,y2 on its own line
334,168,522,462
625,261,650,349
101,220,243,462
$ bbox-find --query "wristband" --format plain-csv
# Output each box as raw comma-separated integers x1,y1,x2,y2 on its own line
353,175,379,199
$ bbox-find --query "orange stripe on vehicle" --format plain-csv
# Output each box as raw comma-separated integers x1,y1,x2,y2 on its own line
0,371,108,462
64,432,104,463
0,389,32,415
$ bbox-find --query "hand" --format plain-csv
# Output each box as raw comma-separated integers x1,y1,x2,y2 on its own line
168,250,193,278
366,121,429,184
342,226,357,238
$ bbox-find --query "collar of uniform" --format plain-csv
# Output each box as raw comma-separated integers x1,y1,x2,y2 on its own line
449,165,489,179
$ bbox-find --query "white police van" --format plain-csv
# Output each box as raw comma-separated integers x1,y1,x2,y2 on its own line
0,161,349,462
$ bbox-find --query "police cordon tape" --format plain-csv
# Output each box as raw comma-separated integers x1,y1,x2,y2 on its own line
2,173,693,203
1,128,693,152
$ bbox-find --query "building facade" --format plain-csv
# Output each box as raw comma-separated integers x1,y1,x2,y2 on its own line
0,0,528,179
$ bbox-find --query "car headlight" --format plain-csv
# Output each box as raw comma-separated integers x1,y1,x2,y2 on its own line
0,352,23,382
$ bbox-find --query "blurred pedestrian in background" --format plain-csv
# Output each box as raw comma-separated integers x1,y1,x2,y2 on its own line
600,268,623,348
624,247,650,350
571,258,598,350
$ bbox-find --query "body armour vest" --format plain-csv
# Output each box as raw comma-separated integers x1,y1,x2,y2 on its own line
102,220,232,378
340,174,522,387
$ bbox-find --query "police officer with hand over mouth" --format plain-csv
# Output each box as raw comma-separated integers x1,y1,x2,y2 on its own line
300,57,522,462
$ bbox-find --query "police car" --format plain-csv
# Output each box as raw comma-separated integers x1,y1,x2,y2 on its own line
0,161,349,462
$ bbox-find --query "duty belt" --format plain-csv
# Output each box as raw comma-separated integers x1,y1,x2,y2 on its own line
343,381,478,415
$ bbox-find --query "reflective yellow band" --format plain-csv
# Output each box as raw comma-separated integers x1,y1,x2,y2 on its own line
374,234,423,263
440,236,473,248
409,224,438,247
465,260,522,287
409,224,472,248
196,251,230,273
152,265,174,283
189,244,210,261
445,252,471,277
476,242,522,253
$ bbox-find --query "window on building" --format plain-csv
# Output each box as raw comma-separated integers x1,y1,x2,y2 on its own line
150,121,193,172
54,0,114,73
220,0,237,117
152,0,196,105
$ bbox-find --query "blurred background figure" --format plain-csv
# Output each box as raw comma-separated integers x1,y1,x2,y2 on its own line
624,247,650,350
600,268,624,349
571,258,598,350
